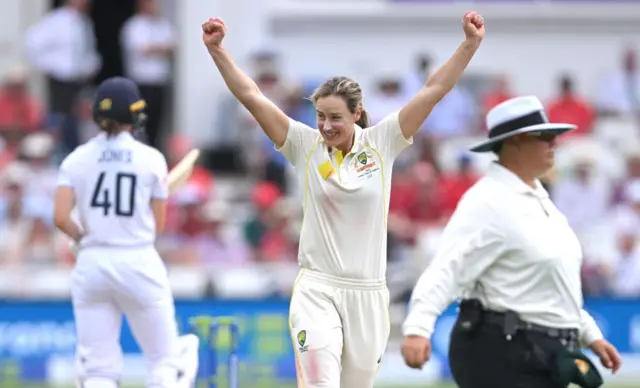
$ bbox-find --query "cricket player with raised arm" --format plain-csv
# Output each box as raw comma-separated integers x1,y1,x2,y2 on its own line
202,11,484,388
53,76,199,388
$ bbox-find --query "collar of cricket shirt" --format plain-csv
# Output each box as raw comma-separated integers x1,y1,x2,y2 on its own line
488,161,549,199
95,131,135,143
326,124,365,160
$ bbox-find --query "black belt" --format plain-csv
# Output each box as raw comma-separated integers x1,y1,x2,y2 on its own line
483,310,579,347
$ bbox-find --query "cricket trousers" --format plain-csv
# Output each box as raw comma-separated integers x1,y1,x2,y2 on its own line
289,269,391,388
449,316,571,388
71,245,182,388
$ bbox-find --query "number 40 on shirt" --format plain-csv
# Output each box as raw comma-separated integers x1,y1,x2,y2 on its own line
90,171,137,217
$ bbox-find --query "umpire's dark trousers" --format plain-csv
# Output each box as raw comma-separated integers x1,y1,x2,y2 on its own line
449,317,570,388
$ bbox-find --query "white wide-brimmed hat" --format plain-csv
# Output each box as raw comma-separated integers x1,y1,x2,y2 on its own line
469,95,577,153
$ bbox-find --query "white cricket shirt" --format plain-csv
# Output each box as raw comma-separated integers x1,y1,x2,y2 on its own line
402,162,604,347
57,132,168,248
278,112,412,280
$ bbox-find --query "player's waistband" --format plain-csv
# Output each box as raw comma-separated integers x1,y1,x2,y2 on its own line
80,242,156,250
300,269,386,290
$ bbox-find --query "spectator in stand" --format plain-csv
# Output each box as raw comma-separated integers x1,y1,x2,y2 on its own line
405,53,479,139
596,45,639,118
439,153,480,216
244,181,297,262
390,161,447,234
156,185,209,264
403,53,431,101
481,73,513,117
196,201,251,265
70,89,101,145
244,181,281,258
161,201,251,266
0,137,16,172
23,216,67,267
547,73,595,140
407,162,448,225
0,66,44,137
368,75,407,125
174,185,208,238
1,129,24,170
258,199,298,263
285,81,317,128
606,220,640,298
416,135,442,173
51,88,98,155
121,0,176,150
611,150,640,206
388,163,424,263
21,133,58,200
588,189,640,298
553,155,610,237
0,163,36,266
24,0,100,118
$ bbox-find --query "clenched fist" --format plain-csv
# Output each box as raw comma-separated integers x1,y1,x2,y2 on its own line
401,335,432,370
462,11,485,42
202,17,227,49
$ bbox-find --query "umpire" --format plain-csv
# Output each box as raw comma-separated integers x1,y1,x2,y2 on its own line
400,96,621,388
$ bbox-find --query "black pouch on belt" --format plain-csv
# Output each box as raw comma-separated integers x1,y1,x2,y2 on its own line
457,299,484,333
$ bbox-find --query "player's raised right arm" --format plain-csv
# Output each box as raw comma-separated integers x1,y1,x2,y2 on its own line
203,17,289,148
54,158,84,242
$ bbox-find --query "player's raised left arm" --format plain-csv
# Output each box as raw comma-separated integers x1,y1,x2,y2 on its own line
398,11,484,138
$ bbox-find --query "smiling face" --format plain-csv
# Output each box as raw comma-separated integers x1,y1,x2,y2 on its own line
315,95,359,149
311,76,370,151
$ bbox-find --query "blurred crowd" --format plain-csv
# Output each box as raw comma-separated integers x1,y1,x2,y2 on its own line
1,0,640,300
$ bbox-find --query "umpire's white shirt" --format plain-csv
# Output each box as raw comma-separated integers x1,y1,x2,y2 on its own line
402,162,604,347
57,132,168,248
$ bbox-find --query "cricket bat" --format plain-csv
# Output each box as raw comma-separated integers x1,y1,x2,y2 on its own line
167,148,201,194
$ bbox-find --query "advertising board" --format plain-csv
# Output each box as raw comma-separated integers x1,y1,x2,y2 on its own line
0,298,638,385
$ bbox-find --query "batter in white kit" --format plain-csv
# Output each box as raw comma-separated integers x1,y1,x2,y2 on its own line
53,77,198,388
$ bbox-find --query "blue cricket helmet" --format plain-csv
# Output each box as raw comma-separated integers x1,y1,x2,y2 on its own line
93,76,147,129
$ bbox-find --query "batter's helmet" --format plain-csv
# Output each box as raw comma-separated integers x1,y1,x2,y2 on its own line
93,76,147,133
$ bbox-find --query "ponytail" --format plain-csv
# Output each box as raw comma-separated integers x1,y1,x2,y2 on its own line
357,107,371,128
98,118,121,137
